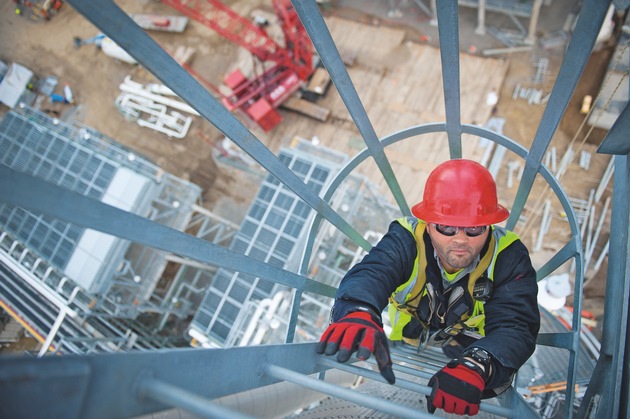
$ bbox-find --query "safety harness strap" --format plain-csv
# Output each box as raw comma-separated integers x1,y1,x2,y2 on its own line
390,218,495,323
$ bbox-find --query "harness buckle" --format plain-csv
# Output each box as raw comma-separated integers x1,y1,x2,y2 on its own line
421,321,483,351
418,326,430,352
425,329,453,348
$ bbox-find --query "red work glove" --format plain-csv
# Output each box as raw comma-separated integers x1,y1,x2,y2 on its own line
426,358,485,416
316,309,395,384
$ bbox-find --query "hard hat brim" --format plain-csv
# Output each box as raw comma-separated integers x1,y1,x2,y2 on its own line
411,202,510,227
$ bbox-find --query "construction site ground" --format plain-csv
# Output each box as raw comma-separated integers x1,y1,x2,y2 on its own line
0,0,617,350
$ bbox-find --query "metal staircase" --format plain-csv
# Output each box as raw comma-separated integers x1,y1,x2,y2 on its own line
1,0,629,418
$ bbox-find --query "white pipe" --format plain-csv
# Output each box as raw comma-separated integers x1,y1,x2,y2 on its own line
56,276,69,293
584,202,596,268
585,196,611,272
239,299,272,347
119,77,200,115
534,200,551,252
583,189,595,230
545,150,551,169
117,93,192,138
479,140,494,168
488,145,507,179
595,157,614,202
593,239,609,272
512,82,521,100
0,252,77,318
475,0,486,35
38,309,68,357
67,286,80,304
579,151,591,170
165,254,217,271
190,204,240,229
147,83,176,96
137,113,192,139
572,189,594,273
556,146,574,179
252,292,287,345
506,161,520,188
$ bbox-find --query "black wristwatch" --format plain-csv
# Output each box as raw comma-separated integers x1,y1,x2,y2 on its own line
462,347,493,372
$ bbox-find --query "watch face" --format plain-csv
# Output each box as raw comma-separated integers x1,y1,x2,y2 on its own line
468,348,490,364
475,349,490,361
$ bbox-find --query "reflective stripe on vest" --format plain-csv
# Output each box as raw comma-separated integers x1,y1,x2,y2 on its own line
388,216,520,341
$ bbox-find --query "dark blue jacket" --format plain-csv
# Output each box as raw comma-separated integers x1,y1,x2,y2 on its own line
333,219,540,391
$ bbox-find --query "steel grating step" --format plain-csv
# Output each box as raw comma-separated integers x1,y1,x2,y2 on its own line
287,376,504,418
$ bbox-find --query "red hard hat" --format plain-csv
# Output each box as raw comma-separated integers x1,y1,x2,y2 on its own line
411,159,509,226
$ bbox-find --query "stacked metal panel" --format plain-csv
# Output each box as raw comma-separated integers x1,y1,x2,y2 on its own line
0,111,117,273
0,107,202,352
189,140,341,346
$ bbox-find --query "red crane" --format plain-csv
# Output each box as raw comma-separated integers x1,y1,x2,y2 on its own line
161,0,314,131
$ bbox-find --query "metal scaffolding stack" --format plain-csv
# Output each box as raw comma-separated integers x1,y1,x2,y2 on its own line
0,106,211,353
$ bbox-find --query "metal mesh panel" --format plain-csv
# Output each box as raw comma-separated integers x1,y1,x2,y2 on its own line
0,112,118,270
190,145,338,344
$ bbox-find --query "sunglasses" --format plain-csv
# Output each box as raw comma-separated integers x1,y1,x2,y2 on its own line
433,224,488,237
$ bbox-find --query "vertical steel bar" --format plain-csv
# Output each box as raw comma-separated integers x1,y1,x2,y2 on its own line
291,0,410,215
507,0,612,230
579,154,630,418
436,0,462,158
285,289,303,343
604,156,630,417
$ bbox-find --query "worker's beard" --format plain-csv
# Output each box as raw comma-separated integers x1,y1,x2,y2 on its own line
432,241,481,273
441,245,476,271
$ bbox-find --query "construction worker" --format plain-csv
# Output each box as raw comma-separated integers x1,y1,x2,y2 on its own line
317,159,540,416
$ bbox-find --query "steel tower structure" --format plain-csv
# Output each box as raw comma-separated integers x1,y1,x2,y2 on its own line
1,0,629,418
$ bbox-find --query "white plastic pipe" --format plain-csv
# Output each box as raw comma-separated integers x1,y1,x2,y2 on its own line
119,77,199,115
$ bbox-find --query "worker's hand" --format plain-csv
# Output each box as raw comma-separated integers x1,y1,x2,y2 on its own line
426,358,485,416
316,309,395,384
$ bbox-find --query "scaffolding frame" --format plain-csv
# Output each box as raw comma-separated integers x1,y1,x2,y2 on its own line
0,105,214,352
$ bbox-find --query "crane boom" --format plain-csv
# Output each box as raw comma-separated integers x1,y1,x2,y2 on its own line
161,0,286,64
271,0,312,80
161,0,315,131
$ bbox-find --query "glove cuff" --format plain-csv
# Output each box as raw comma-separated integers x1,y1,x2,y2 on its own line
448,358,489,383
347,305,382,324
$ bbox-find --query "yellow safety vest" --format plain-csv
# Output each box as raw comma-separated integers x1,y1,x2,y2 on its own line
388,217,520,341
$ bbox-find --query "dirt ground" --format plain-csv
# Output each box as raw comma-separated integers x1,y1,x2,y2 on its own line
0,0,617,330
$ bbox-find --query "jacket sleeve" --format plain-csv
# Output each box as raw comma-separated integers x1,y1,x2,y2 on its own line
332,221,417,321
471,239,540,389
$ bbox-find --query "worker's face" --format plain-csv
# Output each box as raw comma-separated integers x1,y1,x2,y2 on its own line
427,223,489,274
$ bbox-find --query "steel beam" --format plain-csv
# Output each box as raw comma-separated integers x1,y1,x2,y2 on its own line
436,0,463,158
64,0,370,252
291,0,410,215
0,166,336,299
0,343,323,418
